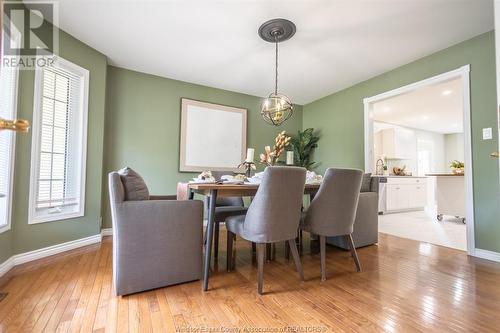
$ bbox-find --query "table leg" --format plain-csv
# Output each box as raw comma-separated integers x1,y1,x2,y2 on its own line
203,189,217,291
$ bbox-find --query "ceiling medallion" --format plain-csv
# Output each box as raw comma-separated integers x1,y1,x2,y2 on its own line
259,18,296,126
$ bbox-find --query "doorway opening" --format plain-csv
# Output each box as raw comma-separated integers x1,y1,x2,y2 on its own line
364,66,474,254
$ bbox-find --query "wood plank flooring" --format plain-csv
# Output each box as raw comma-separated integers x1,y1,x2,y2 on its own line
1,231,500,332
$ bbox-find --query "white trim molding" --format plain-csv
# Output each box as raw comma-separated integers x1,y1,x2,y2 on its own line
101,228,113,237
363,65,476,256
473,249,500,263
28,56,90,225
0,257,14,278
0,233,102,278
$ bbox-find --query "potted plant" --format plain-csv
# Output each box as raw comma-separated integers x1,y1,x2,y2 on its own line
450,160,464,174
288,128,320,170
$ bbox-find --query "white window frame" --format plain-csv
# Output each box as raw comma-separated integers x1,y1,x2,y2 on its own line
0,23,21,234
28,56,89,224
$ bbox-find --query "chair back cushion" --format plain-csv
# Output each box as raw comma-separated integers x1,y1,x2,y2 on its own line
118,167,149,201
304,168,363,236
244,166,306,243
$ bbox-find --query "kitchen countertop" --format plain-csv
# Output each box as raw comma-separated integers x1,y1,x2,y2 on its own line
372,175,427,178
425,173,464,177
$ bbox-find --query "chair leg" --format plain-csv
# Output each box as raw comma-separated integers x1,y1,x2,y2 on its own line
214,222,220,259
256,243,265,295
346,234,362,272
288,239,304,281
226,231,235,272
320,235,326,281
284,241,290,261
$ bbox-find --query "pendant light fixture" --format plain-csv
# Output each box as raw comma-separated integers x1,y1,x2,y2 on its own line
258,18,296,126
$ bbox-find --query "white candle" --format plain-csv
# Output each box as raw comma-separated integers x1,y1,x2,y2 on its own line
286,151,294,165
245,148,255,162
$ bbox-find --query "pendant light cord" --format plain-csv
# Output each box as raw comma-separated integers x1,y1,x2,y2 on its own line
274,36,278,95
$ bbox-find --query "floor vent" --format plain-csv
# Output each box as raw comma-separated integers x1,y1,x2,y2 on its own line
0,293,7,302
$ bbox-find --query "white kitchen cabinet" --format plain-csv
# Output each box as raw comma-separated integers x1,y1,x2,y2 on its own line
386,184,409,210
409,183,427,208
381,128,416,159
383,177,427,213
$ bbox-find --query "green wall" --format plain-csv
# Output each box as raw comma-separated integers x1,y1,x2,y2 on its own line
303,31,500,253
0,231,12,263
102,66,303,228
9,29,108,254
1,23,499,264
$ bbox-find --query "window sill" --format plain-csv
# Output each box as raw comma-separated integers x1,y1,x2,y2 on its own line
0,224,11,234
28,211,84,225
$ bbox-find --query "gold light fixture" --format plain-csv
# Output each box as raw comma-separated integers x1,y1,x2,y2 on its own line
0,118,30,133
259,19,296,126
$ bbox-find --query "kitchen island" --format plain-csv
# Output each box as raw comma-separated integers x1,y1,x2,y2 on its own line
426,173,465,222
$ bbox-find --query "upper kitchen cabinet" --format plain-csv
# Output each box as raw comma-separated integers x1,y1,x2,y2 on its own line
381,127,416,159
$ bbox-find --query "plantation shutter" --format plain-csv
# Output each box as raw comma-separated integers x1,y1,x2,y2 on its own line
30,58,88,223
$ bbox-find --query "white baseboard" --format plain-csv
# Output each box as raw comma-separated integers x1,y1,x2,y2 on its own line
0,233,102,278
474,248,500,263
0,257,14,278
101,228,113,236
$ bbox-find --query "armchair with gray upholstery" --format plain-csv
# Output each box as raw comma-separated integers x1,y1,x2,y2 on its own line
108,171,203,296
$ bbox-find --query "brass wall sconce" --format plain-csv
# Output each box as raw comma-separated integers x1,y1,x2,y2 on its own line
0,118,30,133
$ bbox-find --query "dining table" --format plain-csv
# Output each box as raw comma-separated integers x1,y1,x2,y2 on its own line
188,182,321,291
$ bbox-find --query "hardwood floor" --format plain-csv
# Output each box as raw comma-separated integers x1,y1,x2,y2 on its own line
1,231,500,332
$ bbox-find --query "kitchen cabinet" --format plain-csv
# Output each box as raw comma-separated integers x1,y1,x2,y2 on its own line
383,177,427,213
381,128,416,159
386,184,409,210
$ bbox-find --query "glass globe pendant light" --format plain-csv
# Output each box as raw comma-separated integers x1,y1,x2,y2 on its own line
259,19,296,126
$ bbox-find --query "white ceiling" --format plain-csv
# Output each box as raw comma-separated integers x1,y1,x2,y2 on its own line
53,0,493,104
372,77,463,134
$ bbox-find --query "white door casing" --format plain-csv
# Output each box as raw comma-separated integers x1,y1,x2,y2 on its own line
363,66,474,255
494,1,500,182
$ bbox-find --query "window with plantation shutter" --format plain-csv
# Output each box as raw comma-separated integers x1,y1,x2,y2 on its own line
29,57,89,224
0,27,20,233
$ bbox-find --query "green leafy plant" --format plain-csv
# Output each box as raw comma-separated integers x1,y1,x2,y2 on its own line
289,128,320,170
450,160,464,169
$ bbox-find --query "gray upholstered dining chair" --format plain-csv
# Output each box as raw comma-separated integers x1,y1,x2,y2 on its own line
210,171,247,259
225,166,307,294
301,168,363,281
109,169,203,296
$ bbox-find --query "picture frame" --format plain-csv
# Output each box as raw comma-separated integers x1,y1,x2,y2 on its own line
180,98,247,172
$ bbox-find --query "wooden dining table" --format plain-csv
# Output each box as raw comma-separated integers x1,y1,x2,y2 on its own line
188,182,321,291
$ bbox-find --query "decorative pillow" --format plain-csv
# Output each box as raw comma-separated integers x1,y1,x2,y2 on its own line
360,173,372,192
118,167,149,201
